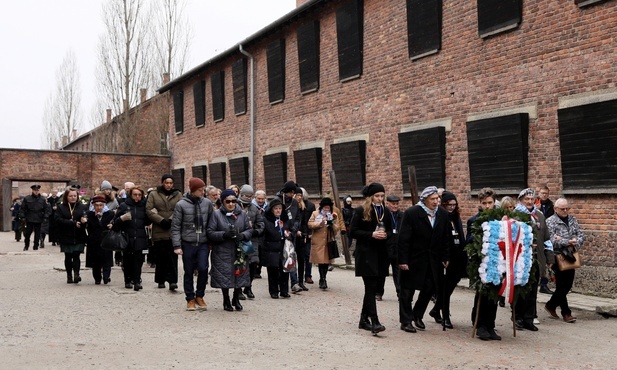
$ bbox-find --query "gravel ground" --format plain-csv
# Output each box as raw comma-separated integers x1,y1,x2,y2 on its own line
0,231,615,369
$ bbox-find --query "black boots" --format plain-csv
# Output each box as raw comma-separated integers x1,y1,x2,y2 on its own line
73,272,81,284
370,316,386,334
232,289,243,311
223,289,233,311
429,308,443,323
358,314,372,331
243,287,255,299
319,279,328,289
67,272,73,284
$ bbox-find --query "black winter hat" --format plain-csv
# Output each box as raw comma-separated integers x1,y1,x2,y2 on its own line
361,182,385,197
281,181,296,193
441,191,457,203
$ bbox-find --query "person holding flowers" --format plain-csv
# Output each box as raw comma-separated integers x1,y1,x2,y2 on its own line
207,189,253,311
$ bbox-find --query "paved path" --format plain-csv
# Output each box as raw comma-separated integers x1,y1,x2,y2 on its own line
1,232,615,369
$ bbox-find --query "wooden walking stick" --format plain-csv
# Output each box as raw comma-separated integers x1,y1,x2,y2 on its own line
471,293,482,338
512,302,517,337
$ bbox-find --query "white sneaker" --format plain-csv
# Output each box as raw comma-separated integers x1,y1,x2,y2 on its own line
533,318,540,325
291,284,302,293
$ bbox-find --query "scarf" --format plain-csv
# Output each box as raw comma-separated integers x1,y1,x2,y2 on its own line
419,202,437,227
188,194,203,230
252,198,268,213
515,203,553,251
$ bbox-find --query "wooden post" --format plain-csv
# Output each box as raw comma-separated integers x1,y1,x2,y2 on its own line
329,170,351,265
407,166,419,205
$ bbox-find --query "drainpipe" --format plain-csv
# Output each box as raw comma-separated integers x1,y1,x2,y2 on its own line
239,44,255,187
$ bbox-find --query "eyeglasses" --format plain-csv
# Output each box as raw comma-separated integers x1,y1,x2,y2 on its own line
555,207,570,211
224,199,237,204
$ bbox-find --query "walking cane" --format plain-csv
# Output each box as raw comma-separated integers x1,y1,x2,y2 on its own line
512,301,517,338
471,294,481,338
442,266,447,331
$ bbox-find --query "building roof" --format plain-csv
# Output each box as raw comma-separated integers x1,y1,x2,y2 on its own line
157,0,328,94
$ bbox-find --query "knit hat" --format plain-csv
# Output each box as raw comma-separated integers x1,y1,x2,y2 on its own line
188,177,205,193
420,186,439,201
267,198,283,213
91,195,106,204
161,174,173,183
240,184,254,196
100,181,113,191
220,189,237,200
361,182,385,197
441,191,457,203
518,187,536,200
319,197,334,208
281,181,297,193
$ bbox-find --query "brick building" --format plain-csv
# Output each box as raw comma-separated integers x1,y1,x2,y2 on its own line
158,0,617,277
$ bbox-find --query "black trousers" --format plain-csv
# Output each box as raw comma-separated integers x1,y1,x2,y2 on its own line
24,222,41,249
361,276,381,318
398,288,416,324
472,292,499,329
153,240,178,284
413,270,436,321
123,250,144,284
266,266,289,296
296,237,307,283
546,265,575,316
433,267,462,319
515,266,539,323
376,257,400,296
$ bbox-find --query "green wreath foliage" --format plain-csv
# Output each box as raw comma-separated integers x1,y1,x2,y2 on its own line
465,207,538,301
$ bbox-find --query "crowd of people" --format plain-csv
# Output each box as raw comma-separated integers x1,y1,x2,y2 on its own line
12,178,584,340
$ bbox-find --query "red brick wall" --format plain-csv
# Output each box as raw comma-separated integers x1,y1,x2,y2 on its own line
1,149,170,230
167,0,617,267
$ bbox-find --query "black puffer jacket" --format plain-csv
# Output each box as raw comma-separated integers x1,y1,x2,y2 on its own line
114,197,151,251
19,194,50,223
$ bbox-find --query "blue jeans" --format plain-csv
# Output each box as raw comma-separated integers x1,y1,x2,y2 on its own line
181,242,209,301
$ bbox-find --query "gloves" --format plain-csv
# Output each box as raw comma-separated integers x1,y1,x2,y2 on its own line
252,229,260,237
160,219,172,229
223,229,237,240
120,212,132,222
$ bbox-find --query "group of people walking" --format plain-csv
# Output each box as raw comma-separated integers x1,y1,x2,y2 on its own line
17,177,583,340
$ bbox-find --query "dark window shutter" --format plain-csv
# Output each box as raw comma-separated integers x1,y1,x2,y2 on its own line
209,162,227,190
172,169,185,192
263,152,288,196
297,20,320,93
267,39,286,103
466,113,529,191
211,71,225,122
232,58,247,115
398,127,446,194
330,140,366,194
229,157,250,186
477,0,522,38
575,0,607,7
191,165,208,184
173,91,184,134
193,80,206,127
558,99,617,189
336,0,364,81
407,0,442,60
294,148,323,195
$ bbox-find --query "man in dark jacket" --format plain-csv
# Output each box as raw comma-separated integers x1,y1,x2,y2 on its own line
276,181,302,293
19,184,50,251
147,174,183,291
171,177,213,311
376,194,402,300
397,186,450,333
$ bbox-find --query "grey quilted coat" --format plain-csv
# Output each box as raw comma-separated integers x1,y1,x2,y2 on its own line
207,206,252,289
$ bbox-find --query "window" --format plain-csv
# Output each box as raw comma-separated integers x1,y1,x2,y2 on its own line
263,152,288,195
398,127,446,194
557,99,617,190
575,0,610,7
211,71,225,122
466,113,529,191
294,148,322,195
173,90,184,134
267,39,286,104
229,157,250,186
209,162,227,190
193,80,206,127
407,0,442,60
297,20,320,93
477,0,522,38
336,0,363,81
330,140,366,194
172,169,185,191
232,59,247,115
191,165,208,184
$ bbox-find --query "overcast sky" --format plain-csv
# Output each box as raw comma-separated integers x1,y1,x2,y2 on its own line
0,0,295,150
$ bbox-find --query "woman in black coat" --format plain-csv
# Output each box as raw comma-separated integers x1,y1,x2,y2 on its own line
428,191,465,329
114,186,151,291
261,198,291,299
54,188,88,284
349,183,392,334
86,195,115,285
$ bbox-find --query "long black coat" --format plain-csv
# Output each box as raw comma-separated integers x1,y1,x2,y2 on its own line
349,205,393,277
397,205,451,290
260,210,287,268
54,202,88,246
85,210,115,268
114,197,151,251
